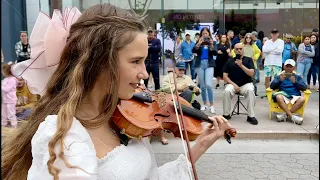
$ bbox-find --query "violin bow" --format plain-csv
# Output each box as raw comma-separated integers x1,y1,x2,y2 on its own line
166,67,199,180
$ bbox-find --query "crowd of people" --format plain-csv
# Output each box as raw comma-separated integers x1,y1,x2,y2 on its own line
2,23,319,138
141,27,319,144
168,27,318,124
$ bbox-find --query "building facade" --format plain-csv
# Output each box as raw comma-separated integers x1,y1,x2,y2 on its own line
2,0,319,62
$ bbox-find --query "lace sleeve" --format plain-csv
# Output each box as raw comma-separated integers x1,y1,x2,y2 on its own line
27,115,98,180
140,138,192,180
157,154,192,180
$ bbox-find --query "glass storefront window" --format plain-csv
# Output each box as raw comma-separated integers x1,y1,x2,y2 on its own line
11,0,319,61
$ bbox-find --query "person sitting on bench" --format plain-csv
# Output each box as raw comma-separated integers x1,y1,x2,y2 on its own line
270,59,307,125
222,43,258,125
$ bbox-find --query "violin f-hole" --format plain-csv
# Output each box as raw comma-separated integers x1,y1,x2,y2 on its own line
154,111,170,119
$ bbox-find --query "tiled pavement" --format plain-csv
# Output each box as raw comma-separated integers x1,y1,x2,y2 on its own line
154,153,319,180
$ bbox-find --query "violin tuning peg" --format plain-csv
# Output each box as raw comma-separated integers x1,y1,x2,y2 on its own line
224,131,231,144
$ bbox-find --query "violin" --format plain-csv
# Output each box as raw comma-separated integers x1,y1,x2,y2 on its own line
112,71,237,180
112,86,236,142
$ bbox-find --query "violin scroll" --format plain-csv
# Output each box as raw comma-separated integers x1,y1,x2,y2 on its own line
224,128,237,144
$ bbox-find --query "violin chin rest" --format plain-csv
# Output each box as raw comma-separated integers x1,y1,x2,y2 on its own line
132,92,153,103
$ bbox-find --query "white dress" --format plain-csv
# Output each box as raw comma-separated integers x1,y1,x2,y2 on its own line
27,115,192,180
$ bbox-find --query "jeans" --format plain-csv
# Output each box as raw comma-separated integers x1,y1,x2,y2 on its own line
144,62,160,90
195,60,214,103
307,64,319,85
297,59,312,84
185,60,195,79
254,68,260,82
16,108,32,120
255,57,261,82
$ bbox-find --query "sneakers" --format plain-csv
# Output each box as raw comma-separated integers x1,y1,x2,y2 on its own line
223,115,231,120
200,105,208,111
260,94,267,99
247,116,258,125
276,114,303,125
200,105,215,114
291,115,303,125
276,114,288,122
192,79,197,84
210,106,215,114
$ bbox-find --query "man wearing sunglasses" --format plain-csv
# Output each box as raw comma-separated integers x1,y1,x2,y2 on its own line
222,43,258,125
262,29,284,93
282,33,297,69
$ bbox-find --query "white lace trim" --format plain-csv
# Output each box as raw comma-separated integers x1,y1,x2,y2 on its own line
97,144,125,165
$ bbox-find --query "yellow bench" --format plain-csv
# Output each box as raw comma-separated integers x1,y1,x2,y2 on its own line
266,88,312,119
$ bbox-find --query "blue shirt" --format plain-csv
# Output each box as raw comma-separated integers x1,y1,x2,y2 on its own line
270,74,307,96
282,42,297,63
254,39,262,50
180,40,196,60
201,46,209,60
231,36,240,49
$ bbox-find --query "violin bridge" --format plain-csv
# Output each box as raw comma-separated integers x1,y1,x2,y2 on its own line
157,92,167,108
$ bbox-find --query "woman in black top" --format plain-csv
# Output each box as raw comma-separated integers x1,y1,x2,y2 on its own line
214,34,231,89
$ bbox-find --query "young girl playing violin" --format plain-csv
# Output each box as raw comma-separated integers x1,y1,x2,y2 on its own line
2,4,231,180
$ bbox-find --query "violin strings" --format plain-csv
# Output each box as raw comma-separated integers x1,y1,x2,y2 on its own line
167,67,194,179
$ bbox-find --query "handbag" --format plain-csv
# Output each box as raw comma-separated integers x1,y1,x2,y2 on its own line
290,42,297,61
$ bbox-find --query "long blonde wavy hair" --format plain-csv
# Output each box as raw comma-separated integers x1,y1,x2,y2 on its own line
1,3,147,180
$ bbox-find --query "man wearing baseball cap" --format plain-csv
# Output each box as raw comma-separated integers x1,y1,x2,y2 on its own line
262,28,284,97
180,32,196,79
144,27,161,90
270,59,307,125
161,61,200,103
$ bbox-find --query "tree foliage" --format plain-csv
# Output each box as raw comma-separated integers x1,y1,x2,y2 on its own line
225,9,258,34
160,10,200,40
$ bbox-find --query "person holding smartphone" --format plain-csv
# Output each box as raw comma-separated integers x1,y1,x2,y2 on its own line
270,59,307,124
192,27,217,114
222,43,258,125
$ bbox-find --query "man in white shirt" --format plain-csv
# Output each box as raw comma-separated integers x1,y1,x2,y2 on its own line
262,29,284,91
